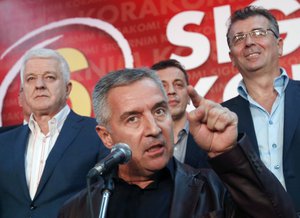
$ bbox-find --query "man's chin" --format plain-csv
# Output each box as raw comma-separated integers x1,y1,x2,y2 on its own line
147,157,170,171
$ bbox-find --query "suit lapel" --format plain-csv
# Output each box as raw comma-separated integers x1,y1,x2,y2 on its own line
169,161,204,218
14,126,31,200
283,81,300,158
184,133,200,167
224,96,259,155
34,111,83,199
185,133,210,169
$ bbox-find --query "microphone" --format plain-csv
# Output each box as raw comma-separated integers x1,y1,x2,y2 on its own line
87,143,132,178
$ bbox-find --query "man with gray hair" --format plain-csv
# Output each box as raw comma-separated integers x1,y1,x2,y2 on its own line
0,48,108,218
59,68,296,218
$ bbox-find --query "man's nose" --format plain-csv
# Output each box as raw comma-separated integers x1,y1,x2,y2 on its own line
35,77,45,88
166,85,176,95
144,114,161,136
244,33,256,46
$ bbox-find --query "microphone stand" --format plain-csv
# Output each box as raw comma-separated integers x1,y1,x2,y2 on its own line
98,171,114,218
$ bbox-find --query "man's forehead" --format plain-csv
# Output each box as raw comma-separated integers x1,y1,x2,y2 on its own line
25,58,60,73
107,78,166,107
230,15,269,33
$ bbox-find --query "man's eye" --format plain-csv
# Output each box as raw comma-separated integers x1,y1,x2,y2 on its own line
233,35,244,43
26,77,35,82
127,116,138,123
45,75,55,80
155,108,166,117
174,82,184,88
253,30,265,37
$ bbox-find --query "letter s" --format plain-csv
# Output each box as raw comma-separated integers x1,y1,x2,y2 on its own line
167,11,210,70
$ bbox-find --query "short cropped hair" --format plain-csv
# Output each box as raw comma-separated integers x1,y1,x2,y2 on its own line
151,59,189,85
20,48,70,84
92,68,166,127
226,5,279,47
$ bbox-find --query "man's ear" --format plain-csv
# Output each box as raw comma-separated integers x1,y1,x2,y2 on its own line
229,51,236,67
277,38,283,56
66,82,72,98
96,125,114,149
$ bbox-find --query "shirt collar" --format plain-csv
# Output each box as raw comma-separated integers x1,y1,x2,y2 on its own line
178,120,189,137
28,105,70,134
237,68,289,100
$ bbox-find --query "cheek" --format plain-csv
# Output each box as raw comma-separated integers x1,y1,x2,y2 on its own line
51,84,67,98
110,128,142,148
161,122,173,143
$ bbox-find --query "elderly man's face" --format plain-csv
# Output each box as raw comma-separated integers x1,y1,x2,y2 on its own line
23,57,71,117
97,78,174,180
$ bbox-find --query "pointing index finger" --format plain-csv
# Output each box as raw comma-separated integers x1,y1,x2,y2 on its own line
187,85,204,108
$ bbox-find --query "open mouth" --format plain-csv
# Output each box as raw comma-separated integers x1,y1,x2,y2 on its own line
146,144,165,157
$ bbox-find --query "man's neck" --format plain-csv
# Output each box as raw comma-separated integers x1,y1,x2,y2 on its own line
32,114,52,134
31,105,65,134
242,69,281,113
118,166,156,189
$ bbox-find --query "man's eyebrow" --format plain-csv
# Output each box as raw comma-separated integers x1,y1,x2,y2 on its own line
234,27,265,35
120,111,140,121
119,101,168,120
152,101,168,110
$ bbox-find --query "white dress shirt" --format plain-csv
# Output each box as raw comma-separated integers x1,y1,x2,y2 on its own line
25,105,70,199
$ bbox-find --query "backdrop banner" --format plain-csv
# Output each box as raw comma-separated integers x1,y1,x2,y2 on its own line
0,0,299,126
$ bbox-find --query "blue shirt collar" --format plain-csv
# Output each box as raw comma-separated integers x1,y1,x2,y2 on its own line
237,68,289,100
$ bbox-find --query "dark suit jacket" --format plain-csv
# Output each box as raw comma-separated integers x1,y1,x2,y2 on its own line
184,132,210,169
58,134,296,218
0,124,22,133
222,79,300,212
0,110,109,218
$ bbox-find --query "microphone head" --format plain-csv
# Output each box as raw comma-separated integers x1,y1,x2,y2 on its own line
111,143,132,164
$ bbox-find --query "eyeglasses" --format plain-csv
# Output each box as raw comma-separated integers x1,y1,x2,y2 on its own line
230,28,278,46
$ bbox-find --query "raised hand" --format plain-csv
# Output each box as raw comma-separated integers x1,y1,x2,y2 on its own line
187,85,238,157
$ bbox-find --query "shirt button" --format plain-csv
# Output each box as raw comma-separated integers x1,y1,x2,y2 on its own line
269,120,273,125
274,165,280,170
272,143,277,148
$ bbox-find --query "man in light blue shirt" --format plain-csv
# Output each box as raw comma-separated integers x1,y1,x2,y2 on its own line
222,6,300,214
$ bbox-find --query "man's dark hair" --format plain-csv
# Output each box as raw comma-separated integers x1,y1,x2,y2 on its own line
151,59,189,85
226,5,279,47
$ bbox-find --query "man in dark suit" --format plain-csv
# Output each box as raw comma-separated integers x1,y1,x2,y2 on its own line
151,59,209,168
222,6,300,214
0,48,108,218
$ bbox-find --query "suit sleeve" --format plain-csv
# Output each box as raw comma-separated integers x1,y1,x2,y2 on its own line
209,134,297,218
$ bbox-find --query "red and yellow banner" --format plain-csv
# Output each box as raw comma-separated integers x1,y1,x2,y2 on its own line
0,0,299,126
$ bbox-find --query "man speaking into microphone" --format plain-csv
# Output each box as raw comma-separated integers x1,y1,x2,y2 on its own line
59,68,296,218
86,143,132,178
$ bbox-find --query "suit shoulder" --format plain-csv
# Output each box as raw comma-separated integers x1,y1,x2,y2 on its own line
288,79,300,86
221,95,242,107
80,115,98,125
0,125,26,138
69,111,98,126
